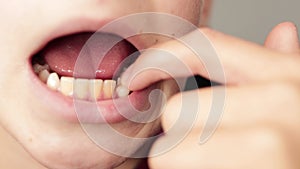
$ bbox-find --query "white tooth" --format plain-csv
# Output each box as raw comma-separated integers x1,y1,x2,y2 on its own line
38,69,50,83
116,85,130,98
74,79,89,100
33,64,49,74
103,80,116,99
60,77,74,96
47,73,60,91
89,79,103,101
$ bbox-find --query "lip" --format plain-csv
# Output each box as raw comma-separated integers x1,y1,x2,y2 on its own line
28,66,154,123
26,17,152,124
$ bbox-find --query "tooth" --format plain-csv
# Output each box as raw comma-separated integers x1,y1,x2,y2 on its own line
47,73,60,91
117,78,121,85
116,85,130,98
89,79,103,101
33,64,43,73
60,77,74,96
103,80,116,99
74,79,89,100
39,69,50,83
33,64,49,74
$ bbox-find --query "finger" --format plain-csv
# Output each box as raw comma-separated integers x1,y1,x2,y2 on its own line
265,22,299,53
160,82,300,134
149,126,293,169
121,39,207,91
121,28,300,91
149,82,300,168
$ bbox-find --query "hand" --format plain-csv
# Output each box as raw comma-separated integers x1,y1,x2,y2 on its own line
121,22,300,169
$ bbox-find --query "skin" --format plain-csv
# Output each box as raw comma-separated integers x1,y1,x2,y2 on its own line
2,0,300,169
0,0,203,169
122,22,300,168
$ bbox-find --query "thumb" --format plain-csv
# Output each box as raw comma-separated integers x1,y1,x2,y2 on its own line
265,22,299,53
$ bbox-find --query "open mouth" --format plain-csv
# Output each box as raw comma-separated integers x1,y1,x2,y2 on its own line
29,31,155,123
31,32,138,101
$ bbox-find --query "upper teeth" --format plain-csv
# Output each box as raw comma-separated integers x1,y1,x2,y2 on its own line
34,63,130,100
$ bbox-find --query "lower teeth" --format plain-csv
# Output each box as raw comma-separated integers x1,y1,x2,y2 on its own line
33,63,130,101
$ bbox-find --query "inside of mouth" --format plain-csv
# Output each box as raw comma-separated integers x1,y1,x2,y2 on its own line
31,32,139,101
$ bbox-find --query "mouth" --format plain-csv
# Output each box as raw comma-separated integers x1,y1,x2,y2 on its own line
29,31,155,124
32,32,138,100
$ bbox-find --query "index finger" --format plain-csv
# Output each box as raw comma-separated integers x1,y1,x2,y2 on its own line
121,28,299,91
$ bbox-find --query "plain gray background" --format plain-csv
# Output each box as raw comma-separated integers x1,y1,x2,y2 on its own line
209,0,299,44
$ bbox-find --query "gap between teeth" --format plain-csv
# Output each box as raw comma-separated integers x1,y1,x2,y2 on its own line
34,63,130,101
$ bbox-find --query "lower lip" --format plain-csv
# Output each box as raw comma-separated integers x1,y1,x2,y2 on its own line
27,62,153,124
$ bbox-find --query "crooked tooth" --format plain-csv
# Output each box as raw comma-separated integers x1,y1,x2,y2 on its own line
60,77,74,96
103,80,116,99
116,85,130,98
74,79,89,100
89,79,103,101
47,73,60,91
39,69,50,83
33,64,49,74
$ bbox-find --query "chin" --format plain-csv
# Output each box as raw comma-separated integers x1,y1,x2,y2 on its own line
23,80,176,169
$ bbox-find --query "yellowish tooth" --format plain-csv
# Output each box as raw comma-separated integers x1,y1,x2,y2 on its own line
38,69,50,83
116,85,130,98
33,64,49,74
89,79,103,100
33,64,43,73
103,80,116,99
47,73,60,91
60,77,74,96
74,79,89,100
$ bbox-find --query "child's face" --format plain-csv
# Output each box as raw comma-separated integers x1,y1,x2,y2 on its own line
0,0,202,168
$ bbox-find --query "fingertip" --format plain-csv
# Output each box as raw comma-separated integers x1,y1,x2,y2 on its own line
120,65,152,91
265,21,299,53
277,21,298,31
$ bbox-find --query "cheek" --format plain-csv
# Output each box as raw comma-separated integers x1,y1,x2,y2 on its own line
152,0,202,25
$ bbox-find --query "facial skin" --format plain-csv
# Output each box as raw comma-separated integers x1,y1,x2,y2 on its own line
0,0,204,169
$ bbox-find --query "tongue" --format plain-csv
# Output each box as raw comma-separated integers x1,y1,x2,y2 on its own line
41,32,138,79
